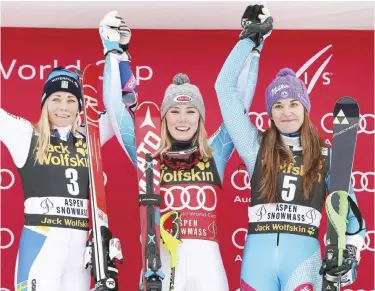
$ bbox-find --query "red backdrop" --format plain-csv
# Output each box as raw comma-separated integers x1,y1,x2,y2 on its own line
1,28,374,291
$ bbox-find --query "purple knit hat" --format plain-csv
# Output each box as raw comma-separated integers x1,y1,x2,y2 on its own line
265,68,311,115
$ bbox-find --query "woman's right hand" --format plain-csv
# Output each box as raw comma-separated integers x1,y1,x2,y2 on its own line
240,5,273,47
99,11,131,57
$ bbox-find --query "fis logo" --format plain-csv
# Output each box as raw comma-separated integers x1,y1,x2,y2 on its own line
296,44,333,93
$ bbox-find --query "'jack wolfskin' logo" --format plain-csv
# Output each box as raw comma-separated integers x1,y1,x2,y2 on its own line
197,157,210,171
75,140,88,157
307,227,315,236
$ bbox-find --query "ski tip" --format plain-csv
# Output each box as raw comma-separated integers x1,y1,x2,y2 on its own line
82,64,100,75
138,101,160,111
336,96,359,105
334,96,360,118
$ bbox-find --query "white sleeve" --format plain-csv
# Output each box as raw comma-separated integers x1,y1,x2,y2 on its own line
76,111,115,147
0,108,33,168
99,111,115,147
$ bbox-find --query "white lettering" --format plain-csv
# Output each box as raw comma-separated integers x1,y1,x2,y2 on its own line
271,84,290,96
322,72,331,85
40,64,52,79
144,131,161,150
0,59,17,79
1,59,153,85
65,60,81,72
136,66,153,85
234,255,242,262
19,65,36,80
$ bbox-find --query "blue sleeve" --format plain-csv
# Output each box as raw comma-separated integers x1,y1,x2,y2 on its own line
215,39,261,178
103,53,137,167
209,123,234,182
211,42,263,182
236,45,262,111
119,60,138,111
325,148,366,250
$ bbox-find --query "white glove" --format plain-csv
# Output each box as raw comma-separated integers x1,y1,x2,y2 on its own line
258,7,272,42
109,237,124,263
99,11,131,56
118,17,131,48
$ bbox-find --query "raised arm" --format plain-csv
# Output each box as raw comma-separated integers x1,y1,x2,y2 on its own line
102,53,137,167
214,7,273,178
0,108,33,168
211,43,264,181
99,11,137,167
215,39,262,177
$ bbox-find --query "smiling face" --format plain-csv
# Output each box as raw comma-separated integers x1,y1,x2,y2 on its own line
46,91,79,127
165,104,200,141
270,98,305,134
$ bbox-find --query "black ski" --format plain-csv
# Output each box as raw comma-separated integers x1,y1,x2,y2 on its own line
321,97,360,291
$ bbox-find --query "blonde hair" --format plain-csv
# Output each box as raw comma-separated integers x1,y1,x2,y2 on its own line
155,117,213,160
32,100,80,165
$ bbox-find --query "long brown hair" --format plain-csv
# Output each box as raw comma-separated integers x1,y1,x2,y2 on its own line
259,110,327,203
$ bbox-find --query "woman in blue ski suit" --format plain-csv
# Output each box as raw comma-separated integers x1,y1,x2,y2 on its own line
98,9,269,291
215,5,366,291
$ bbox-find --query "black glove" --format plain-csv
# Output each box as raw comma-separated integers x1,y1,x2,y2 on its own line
241,4,263,28
320,244,359,287
240,5,273,47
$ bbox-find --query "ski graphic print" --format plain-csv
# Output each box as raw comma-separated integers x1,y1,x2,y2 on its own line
322,97,360,291
135,101,164,291
82,64,122,290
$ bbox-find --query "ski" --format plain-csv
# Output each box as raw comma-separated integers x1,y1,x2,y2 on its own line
81,64,123,291
321,97,360,291
135,101,164,291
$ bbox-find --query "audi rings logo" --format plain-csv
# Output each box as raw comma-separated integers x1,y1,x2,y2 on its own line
0,228,15,249
0,169,15,190
232,228,248,250
362,230,375,252
248,112,270,132
161,185,217,212
351,172,374,193
231,169,251,191
321,113,375,134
